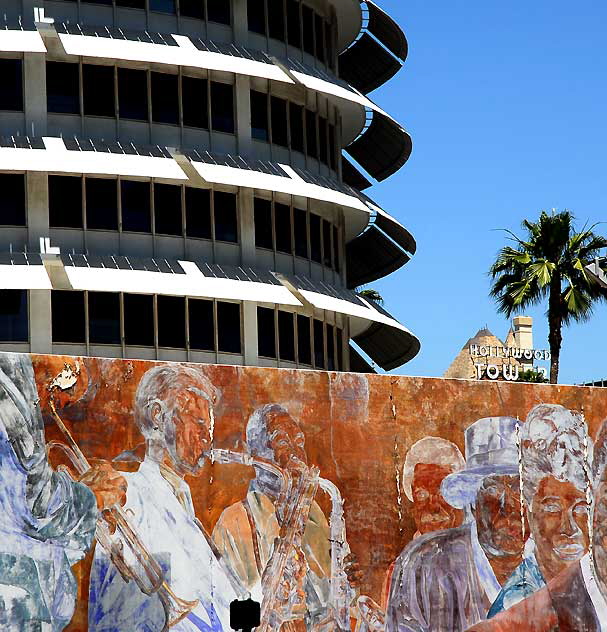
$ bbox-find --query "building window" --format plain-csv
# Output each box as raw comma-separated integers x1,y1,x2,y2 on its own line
154,183,183,236
302,5,314,55
322,219,332,267
182,76,208,129
47,62,80,115
274,202,292,254
117,0,145,8
118,68,148,121
124,293,154,346
49,176,83,229
319,117,328,164
327,323,335,370
313,318,325,368
0,174,26,226
52,290,85,343
83,64,115,117
286,0,301,48
278,311,295,361
211,82,234,133
294,207,308,258
217,302,241,353
151,72,179,125
268,1,285,40
0,290,27,342
214,191,238,242
289,103,304,153
121,180,151,233
251,90,269,142
0,59,23,111
297,314,311,365
88,291,120,344
185,187,212,239
254,197,273,249
86,178,118,230
305,109,318,159
207,0,231,24
180,0,204,19
157,295,186,347
315,13,325,62
150,0,175,14
309,212,321,263
270,96,288,147
328,123,336,170
247,0,266,34
257,306,276,358
188,298,214,350
333,225,340,272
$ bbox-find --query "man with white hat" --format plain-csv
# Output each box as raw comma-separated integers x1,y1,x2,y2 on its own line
386,417,527,632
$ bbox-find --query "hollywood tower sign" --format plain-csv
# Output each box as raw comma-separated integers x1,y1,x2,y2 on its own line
470,345,550,381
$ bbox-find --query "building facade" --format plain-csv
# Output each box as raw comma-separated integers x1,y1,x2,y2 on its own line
0,0,418,371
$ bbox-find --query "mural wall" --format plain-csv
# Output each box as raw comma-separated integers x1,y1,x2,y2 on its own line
1,351,606,631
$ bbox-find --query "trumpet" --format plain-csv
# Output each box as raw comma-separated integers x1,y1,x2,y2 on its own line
46,365,197,632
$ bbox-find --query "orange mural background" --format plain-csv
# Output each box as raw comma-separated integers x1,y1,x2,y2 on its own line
29,353,607,631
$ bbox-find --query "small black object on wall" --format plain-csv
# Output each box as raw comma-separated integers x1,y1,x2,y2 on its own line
230,598,261,632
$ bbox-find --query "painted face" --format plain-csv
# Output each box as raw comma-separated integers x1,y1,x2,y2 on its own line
475,474,527,557
411,463,463,535
531,476,589,580
266,411,307,470
593,477,607,588
171,388,213,475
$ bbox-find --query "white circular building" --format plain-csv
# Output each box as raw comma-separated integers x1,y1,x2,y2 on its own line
0,0,419,371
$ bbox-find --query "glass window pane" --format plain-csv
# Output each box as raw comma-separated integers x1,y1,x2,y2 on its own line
211,82,234,134
325,19,334,66
117,0,145,8
188,298,214,350
294,207,307,258
83,64,115,117
327,323,335,370
315,13,325,61
0,59,23,111
254,197,273,249
271,96,288,147
322,219,332,267
88,292,120,344
214,191,238,242
118,68,148,121
151,72,179,124
248,0,266,34
335,327,342,370
309,212,321,262
52,291,85,343
182,76,208,128
207,0,231,24
157,295,186,347
150,0,175,13
286,0,301,47
217,302,241,353
154,183,182,236
257,306,275,358
297,314,311,365
124,294,154,345
302,5,314,55
251,90,269,141
185,187,211,239
289,103,304,152
274,202,292,254
306,109,317,158
0,174,25,226
313,318,325,368
0,290,27,342
328,123,336,170
86,178,118,230
121,180,151,232
278,311,295,361
180,0,204,18
319,116,328,164
333,225,340,272
268,0,285,40
49,176,82,228
47,62,80,114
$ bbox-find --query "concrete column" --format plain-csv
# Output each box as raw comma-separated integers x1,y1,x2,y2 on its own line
232,0,249,42
235,74,252,156
239,187,256,266
242,301,258,365
26,171,49,250
23,53,47,137
29,290,52,353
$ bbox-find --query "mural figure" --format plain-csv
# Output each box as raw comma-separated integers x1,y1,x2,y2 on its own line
386,417,526,632
488,404,591,617
212,404,362,629
402,436,466,537
88,365,237,631
0,353,125,631
468,418,607,631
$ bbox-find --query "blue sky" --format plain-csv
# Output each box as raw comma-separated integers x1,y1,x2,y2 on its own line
366,0,607,384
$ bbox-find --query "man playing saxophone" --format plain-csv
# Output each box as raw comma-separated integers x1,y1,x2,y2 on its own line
212,404,362,630
88,364,237,631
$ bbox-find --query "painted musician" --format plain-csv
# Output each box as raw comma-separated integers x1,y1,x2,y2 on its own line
0,353,125,631
88,365,237,631
212,403,362,629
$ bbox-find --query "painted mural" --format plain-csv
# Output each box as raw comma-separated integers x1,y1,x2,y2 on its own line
0,351,606,631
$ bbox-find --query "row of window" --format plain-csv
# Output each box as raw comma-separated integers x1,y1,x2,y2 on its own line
51,290,241,351
248,0,334,68
251,90,338,169
257,306,342,370
54,0,231,23
254,197,340,271
1,60,23,112
45,175,238,240
46,62,235,132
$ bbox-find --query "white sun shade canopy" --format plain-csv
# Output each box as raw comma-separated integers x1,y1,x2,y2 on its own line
0,265,51,289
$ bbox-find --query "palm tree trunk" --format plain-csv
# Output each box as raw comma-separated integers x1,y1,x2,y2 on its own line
548,275,562,383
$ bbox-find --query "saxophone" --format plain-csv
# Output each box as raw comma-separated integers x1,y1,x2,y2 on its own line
257,457,320,632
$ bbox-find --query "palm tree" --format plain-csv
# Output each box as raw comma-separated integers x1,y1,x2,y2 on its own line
489,209,607,383
358,288,384,305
